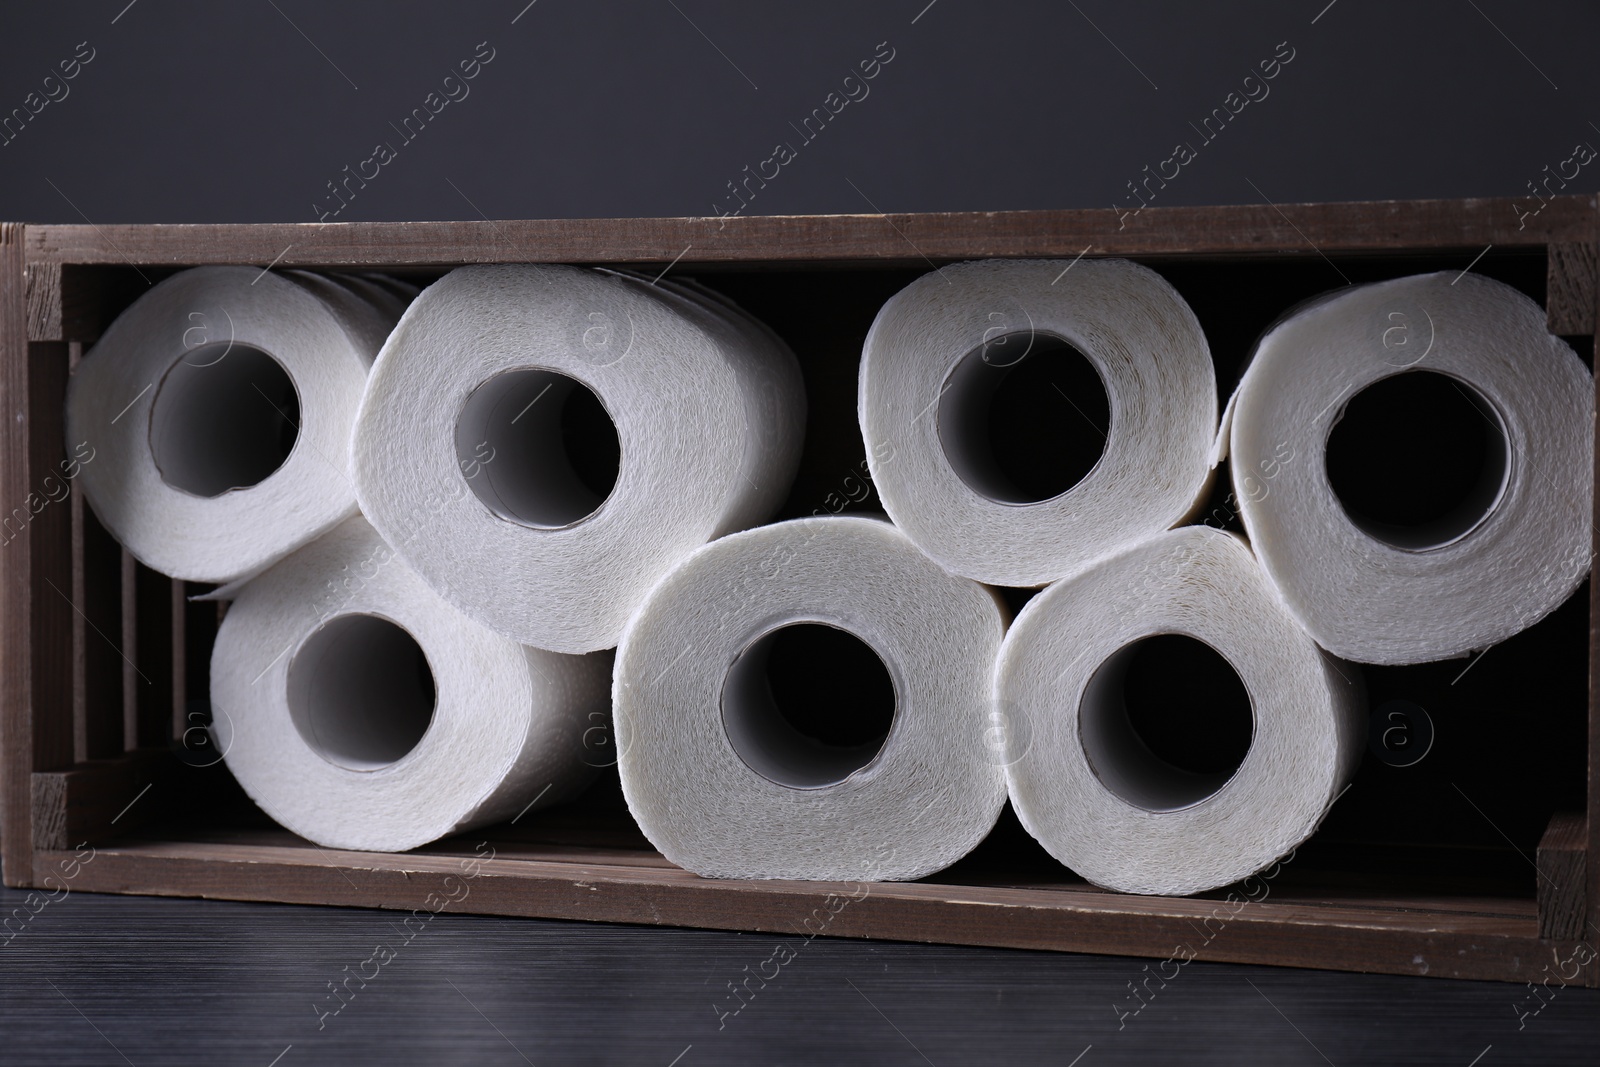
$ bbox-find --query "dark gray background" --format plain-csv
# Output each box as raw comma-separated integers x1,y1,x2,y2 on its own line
4,2,1600,1064
2,0,1597,224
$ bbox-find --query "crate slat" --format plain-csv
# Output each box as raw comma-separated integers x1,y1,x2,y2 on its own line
19,197,1595,268
44,832,1563,983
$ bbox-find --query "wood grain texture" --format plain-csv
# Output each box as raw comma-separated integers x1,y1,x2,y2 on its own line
18,196,1596,268
1548,240,1598,333
0,222,33,883
25,775,65,857
37,829,1589,986
27,751,172,851
1,884,1594,1067
1538,812,1587,941
22,260,59,341
21,262,121,343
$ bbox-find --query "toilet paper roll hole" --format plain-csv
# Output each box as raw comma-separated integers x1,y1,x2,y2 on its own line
287,613,437,771
937,333,1110,505
456,369,622,529
1079,634,1254,812
148,344,301,497
1324,370,1510,551
721,622,897,789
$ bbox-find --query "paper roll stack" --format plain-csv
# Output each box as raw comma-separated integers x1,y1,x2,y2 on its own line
71,247,1593,893
860,258,1217,586
67,266,403,583
996,525,1365,895
614,516,1009,881
353,264,806,654
212,516,609,852
1225,271,1594,664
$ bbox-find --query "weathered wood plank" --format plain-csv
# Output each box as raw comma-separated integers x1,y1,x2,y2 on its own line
1538,812,1587,941
0,221,29,884
0,236,76,882
18,197,1596,268
47,838,1578,984
1548,240,1597,333
23,260,60,341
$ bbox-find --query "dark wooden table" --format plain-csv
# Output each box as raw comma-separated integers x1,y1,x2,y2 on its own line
1,884,1593,1066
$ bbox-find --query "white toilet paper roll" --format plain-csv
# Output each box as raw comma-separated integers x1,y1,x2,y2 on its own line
1225,271,1594,664
614,515,1009,881
336,272,418,322
278,270,400,356
860,258,1217,587
352,263,806,654
997,525,1364,896
67,266,395,583
211,516,609,852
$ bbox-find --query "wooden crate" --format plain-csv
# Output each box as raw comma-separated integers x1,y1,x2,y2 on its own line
2,197,1595,985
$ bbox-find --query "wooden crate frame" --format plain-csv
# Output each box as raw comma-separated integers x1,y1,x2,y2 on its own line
1,197,1595,984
